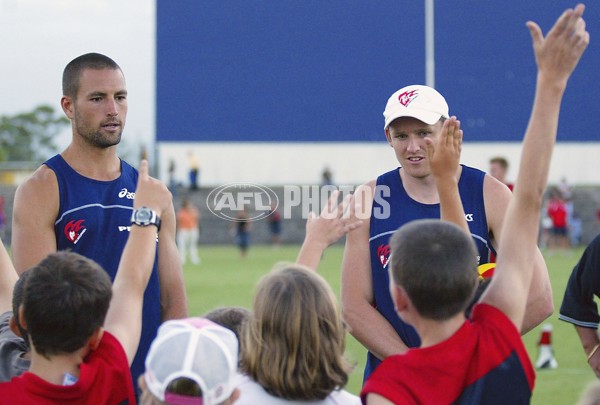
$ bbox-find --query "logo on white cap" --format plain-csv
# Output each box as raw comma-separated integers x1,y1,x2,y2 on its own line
398,89,419,107
383,85,449,129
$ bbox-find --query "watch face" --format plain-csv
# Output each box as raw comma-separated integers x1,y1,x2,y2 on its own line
136,209,151,222
132,207,160,230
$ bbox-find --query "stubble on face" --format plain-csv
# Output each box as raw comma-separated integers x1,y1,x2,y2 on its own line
74,108,123,149
70,68,127,149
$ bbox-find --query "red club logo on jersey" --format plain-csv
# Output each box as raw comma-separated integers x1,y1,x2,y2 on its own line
64,219,87,244
398,89,419,107
377,244,391,269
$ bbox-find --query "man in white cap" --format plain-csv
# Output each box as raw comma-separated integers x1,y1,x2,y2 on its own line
341,85,552,380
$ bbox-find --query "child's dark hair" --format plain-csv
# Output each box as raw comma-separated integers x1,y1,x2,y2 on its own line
23,251,112,357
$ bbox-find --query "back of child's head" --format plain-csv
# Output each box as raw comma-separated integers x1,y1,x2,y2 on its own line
390,219,478,320
240,263,351,401
143,318,238,405
22,251,112,357
204,306,251,342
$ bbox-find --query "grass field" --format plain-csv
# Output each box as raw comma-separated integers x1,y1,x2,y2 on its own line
184,244,596,404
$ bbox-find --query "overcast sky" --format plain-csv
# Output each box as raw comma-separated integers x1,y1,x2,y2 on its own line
0,0,155,152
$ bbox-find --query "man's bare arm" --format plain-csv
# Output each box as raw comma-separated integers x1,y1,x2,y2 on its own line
0,240,17,313
157,203,188,321
576,325,600,378
341,183,409,360
483,176,553,334
11,166,60,274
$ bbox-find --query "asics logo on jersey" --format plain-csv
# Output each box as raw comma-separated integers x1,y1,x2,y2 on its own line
64,219,86,244
118,188,135,199
377,244,390,269
465,213,474,222
398,90,419,107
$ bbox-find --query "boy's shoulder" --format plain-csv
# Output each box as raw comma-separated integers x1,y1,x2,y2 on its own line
362,304,534,404
0,331,134,404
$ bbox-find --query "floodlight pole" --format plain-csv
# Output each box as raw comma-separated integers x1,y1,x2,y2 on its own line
425,0,435,88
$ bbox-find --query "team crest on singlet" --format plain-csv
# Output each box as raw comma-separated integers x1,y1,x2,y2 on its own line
64,219,86,244
377,244,390,269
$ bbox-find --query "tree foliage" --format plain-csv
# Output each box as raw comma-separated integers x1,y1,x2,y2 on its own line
0,105,69,162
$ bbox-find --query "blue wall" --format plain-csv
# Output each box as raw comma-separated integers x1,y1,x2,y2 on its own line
157,1,599,142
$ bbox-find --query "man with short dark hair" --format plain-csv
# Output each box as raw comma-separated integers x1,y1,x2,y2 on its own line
11,52,187,389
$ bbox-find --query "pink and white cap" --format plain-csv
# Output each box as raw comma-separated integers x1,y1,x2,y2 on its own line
383,85,449,129
144,318,239,405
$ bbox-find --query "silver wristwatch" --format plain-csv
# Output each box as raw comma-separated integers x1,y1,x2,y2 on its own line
130,206,161,231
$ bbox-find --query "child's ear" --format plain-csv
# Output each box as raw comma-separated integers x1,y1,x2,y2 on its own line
88,327,105,351
391,284,410,313
17,305,27,330
8,316,22,337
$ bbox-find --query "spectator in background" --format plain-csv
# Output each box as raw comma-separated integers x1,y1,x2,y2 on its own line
188,152,200,191
321,166,334,186
547,187,570,253
539,210,554,249
267,202,282,248
570,212,583,247
177,198,201,265
558,176,576,241
232,209,252,259
558,176,574,201
489,156,514,191
167,159,177,196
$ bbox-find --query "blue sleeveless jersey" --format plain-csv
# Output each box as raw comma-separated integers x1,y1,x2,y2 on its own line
366,165,496,380
45,154,160,388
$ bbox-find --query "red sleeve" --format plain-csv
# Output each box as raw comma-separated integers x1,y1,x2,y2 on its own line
360,359,417,405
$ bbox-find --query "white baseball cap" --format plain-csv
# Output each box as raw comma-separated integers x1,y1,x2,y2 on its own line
144,318,239,405
383,85,449,129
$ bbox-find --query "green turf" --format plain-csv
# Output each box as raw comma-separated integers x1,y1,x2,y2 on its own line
184,244,596,403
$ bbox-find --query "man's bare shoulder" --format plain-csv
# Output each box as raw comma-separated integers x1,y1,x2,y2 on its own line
483,173,512,198
14,165,59,207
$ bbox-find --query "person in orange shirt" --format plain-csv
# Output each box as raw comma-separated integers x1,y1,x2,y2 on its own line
177,199,201,265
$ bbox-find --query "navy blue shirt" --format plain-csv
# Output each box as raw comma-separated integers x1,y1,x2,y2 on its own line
366,165,495,380
45,154,160,390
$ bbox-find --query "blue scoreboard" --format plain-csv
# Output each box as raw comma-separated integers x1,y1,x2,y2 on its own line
157,1,599,143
